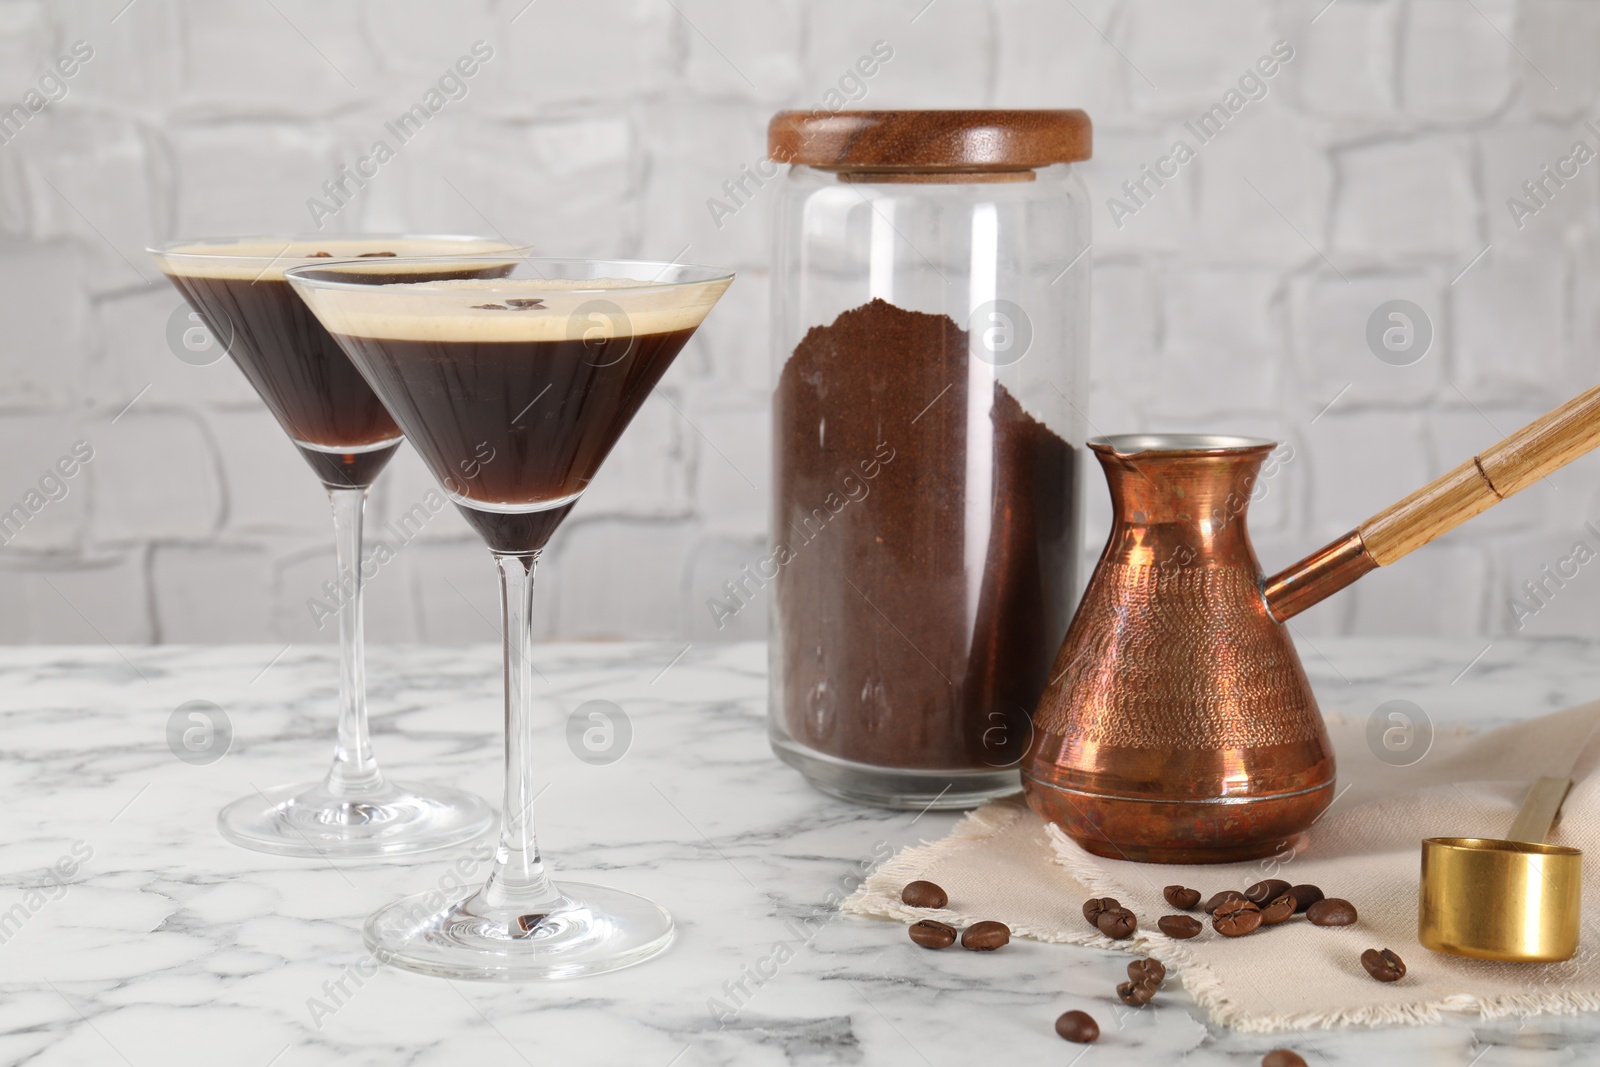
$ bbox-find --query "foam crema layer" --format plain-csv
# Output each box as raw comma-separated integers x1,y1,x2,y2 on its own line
153,237,511,281
293,276,734,342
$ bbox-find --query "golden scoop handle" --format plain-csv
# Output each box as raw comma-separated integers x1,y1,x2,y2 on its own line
1506,776,1573,844
1266,382,1600,620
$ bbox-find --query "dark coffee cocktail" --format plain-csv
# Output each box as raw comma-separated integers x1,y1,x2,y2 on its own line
159,238,507,488
149,235,509,859
285,259,733,981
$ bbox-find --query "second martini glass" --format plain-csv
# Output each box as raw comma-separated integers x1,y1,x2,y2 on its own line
151,235,509,857
287,257,732,979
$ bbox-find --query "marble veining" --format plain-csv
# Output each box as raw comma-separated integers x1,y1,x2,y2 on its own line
2,638,1600,1065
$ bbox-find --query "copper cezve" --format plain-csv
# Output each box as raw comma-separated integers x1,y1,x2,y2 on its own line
1023,383,1600,863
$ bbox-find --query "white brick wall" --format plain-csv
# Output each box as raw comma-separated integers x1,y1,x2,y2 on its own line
1,0,1598,645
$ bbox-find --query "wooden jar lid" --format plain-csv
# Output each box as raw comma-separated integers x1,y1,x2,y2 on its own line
767,109,1092,171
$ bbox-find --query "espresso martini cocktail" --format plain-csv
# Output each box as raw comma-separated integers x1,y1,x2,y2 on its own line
150,235,512,858
314,280,706,552
287,257,732,980
157,236,511,487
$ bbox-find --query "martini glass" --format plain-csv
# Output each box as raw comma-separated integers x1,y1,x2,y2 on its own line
150,235,510,858
286,257,732,980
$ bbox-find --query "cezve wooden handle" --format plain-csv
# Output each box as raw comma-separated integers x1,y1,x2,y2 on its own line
1360,382,1600,565
1264,381,1600,621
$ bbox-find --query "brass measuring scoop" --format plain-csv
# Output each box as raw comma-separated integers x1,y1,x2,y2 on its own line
1418,776,1581,962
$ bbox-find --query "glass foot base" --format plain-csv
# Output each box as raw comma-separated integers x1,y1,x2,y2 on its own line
218,779,494,858
364,882,674,981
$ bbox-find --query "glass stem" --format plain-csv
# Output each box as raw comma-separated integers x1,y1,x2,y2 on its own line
481,551,558,912
324,486,384,797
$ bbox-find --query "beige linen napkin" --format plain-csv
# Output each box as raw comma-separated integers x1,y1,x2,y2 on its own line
844,701,1600,1032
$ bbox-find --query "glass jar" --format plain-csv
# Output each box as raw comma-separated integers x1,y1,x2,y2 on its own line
766,110,1093,809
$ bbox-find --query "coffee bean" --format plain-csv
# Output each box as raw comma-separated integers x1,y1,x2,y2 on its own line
1307,898,1358,927
908,919,957,949
1096,906,1137,939
1127,958,1166,986
1262,1051,1307,1067
1288,885,1324,913
1360,947,1406,982
1158,914,1204,939
901,880,948,909
961,920,1010,951
357,251,397,257
1205,890,1247,914
1163,885,1202,910
1260,893,1297,925
1082,896,1119,928
1116,979,1157,1006
1055,1010,1099,1043
1213,898,1263,937
1244,878,1292,905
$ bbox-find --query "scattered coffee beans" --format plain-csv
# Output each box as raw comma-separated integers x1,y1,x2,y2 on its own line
1213,898,1263,937
961,920,1011,951
908,919,957,949
1158,914,1204,939
1306,898,1358,927
1262,1051,1307,1067
1116,979,1157,1006
1055,1010,1099,1043
901,880,948,909
1083,896,1119,929
1127,958,1166,986
1260,893,1297,925
1288,885,1324,913
1205,890,1247,914
1244,878,1292,905
1096,906,1137,939
1361,947,1406,982
1163,885,1202,910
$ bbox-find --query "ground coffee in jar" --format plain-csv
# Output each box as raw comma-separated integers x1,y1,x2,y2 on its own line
766,109,1093,809
774,299,1074,770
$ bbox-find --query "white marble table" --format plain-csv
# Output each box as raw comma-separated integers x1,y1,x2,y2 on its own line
4,638,1600,1066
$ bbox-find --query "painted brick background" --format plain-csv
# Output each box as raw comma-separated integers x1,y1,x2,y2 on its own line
1,0,1598,648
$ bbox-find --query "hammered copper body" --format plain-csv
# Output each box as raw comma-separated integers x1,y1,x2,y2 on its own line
1025,382,1600,864
1024,436,1334,864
